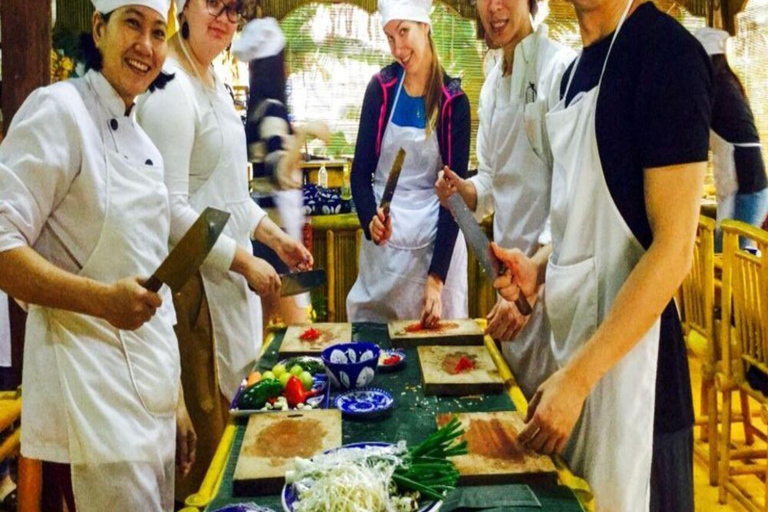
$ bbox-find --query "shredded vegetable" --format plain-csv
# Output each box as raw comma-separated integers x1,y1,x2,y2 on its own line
285,419,467,512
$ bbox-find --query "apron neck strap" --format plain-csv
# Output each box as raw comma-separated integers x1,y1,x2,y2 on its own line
389,72,406,127
562,0,635,100
598,0,635,85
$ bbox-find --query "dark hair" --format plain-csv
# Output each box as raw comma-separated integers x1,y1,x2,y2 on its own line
248,49,287,107
476,0,537,41
78,10,174,92
711,54,747,98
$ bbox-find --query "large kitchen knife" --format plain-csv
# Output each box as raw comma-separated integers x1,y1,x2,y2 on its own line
448,194,533,316
379,148,407,216
145,207,231,293
280,269,327,297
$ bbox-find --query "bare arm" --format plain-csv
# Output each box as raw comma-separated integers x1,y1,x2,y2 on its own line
517,161,704,454
0,247,161,330
564,162,703,392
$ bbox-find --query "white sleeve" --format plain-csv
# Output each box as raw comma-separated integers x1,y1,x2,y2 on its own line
468,79,496,222
137,82,237,273
0,88,80,254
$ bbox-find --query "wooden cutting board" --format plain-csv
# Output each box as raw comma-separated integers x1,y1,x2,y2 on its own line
388,319,484,348
233,409,342,495
437,411,557,485
418,345,504,396
278,323,352,357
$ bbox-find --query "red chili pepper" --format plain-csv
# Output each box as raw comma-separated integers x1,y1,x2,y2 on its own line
284,376,319,408
454,355,475,374
300,327,321,341
383,354,402,366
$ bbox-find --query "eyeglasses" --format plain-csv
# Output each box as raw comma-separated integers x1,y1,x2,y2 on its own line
205,0,240,23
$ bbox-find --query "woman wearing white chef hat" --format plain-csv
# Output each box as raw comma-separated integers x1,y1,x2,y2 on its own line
347,0,470,326
137,0,314,499
694,27,768,250
0,0,189,510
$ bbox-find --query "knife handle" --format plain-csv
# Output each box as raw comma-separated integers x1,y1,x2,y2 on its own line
515,295,533,316
144,275,163,293
498,263,533,316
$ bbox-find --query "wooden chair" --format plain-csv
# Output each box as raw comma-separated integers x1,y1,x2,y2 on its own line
717,220,768,510
681,216,755,485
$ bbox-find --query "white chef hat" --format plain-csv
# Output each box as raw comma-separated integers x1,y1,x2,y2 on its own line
232,18,286,62
379,0,432,29
91,0,171,21
694,27,729,56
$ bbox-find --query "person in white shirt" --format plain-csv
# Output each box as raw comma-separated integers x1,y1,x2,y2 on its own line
0,1,189,509
435,0,574,398
136,0,313,497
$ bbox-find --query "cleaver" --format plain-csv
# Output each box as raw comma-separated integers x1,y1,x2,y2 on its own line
448,194,532,316
379,148,407,217
145,207,231,293
280,269,327,297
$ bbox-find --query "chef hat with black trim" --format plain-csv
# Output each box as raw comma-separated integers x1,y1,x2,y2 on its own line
91,0,171,21
232,18,286,62
694,27,729,56
379,0,432,28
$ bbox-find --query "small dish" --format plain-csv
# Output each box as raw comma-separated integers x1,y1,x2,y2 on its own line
378,349,406,372
333,387,394,419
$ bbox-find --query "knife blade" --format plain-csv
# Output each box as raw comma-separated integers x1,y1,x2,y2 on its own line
280,269,327,297
448,194,532,316
145,207,231,293
379,148,407,216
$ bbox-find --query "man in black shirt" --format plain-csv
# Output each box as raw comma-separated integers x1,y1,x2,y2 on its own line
492,0,711,510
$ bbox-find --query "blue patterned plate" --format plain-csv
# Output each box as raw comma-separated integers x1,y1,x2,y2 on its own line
333,387,394,418
281,442,441,512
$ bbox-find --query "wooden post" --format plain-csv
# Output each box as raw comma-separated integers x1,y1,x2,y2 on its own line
1,0,52,134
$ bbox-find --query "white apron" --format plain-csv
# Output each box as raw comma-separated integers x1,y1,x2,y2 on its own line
544,2,660,510
711,130,762,225
24,79,178,511
179,47,264,401
484,30,558,399
347,76,468,322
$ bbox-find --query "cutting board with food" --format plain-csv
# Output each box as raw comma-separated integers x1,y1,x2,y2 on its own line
278,323,353,357
233,409,342,495
436,412,557,485
418,345,504,396
388,319,484,348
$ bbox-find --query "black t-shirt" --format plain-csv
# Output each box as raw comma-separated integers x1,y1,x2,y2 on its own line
711,71,768,193
561,2,712,433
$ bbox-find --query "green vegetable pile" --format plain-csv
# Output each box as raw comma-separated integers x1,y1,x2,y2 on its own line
393,416,468,501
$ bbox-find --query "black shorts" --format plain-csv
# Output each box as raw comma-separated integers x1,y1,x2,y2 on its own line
650,426,693,512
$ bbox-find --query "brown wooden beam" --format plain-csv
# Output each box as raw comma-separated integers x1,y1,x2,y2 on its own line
1,0,52,134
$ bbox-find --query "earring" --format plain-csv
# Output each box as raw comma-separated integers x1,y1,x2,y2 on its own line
226,42,231,52
181,21,190,39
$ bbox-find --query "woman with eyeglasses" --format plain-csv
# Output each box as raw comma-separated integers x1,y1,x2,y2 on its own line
0,0,187,509
137,0,313,498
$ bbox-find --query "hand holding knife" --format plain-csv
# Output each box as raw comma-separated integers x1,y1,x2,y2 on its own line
447,194,533,316
371,148,406,245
